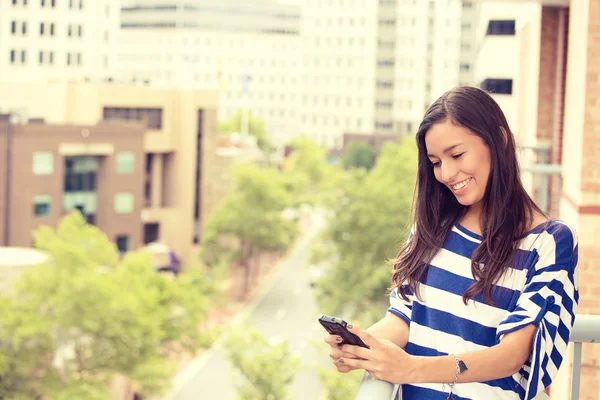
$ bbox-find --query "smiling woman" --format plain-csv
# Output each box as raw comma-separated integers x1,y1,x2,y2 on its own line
323,87,579,400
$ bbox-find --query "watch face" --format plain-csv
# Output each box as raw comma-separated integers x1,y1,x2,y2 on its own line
458,360,468,374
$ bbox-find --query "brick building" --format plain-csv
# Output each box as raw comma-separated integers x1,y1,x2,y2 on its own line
478,0,600,397
0,83,218,267
0,117,145,251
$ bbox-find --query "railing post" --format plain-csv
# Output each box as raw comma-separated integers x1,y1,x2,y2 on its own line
571,342,583,400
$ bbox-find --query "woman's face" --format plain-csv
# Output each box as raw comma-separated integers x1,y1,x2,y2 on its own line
425,120,491,210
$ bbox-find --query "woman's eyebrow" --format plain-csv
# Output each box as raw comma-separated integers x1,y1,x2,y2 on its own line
427,143,464,157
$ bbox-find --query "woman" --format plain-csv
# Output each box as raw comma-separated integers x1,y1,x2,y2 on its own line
324,86,578,400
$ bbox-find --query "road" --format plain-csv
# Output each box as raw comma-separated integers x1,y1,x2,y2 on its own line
168,215,331,400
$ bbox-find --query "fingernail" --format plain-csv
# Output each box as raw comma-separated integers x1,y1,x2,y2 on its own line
339,358,345,364
335,336,343,343
347,324,353,329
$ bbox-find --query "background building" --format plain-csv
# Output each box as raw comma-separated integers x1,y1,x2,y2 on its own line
0,83,218,266
0,0,120,83
0,116,145,251
117,0,303,149
459,1,482,86
117,0,464,149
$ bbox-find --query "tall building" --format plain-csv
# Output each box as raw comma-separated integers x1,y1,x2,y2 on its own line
117,0,303,149
0,0,121,83
0,83,218,266
0,116,145,251
472,1,539,130
117,0,464,149
458,1,482,86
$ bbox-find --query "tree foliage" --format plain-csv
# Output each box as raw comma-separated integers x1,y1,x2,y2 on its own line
219,110,270,152
318,368,363,400
224,326,299,400
201,165,299,297
0,212,215,399
341,141,377,171
312,138,417,325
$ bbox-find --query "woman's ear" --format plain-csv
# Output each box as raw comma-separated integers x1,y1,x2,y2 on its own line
499,127,508,149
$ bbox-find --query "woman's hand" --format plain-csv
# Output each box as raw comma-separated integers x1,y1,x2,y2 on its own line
324,334,363,373
337,324,418,384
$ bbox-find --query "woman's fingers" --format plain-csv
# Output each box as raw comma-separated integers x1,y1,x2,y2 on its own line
324,334,344,346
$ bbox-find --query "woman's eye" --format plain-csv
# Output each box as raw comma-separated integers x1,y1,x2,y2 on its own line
431,161,440,168
452,153,465,160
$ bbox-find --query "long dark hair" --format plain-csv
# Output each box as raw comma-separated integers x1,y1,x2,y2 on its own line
391,86,544,306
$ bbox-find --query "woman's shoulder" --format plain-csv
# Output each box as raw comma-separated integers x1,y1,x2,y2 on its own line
526,219,578,265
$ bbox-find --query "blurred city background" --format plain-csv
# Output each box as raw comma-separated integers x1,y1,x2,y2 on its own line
0,0,598,399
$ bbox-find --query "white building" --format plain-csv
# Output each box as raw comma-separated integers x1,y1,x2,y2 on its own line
118,0,464,149
459,1,482,86
472,1,539,130
0,0,120,84
118,0,303,149
393,0,462,138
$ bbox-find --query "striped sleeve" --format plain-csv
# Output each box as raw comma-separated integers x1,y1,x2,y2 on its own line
387,226,415,326
495,224,579,400
388,287,412,326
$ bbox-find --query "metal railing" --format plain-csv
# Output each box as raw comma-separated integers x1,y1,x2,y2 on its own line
354,314,600,400
520,144,561,214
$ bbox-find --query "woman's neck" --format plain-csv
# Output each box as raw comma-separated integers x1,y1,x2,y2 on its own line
460,205,483,235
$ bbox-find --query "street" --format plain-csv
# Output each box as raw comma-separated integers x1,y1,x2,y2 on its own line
168,215,332,400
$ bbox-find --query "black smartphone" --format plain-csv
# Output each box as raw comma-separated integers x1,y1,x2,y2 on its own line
318,314,368,348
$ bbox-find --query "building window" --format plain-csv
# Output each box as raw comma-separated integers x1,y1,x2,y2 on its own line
10,50,15,63
33,152,54,175
40,0,45,6
12,0,17,5
33,195,51,216
103,107,163,129
67,53,71,65
22,22,27,35
463,1,473,8
116,152,135,174
68,24,72,37
21,50,26,63
115,193,134,214
50,23,54,36
77,53,82,65
51,0,55,6
39,51,44,64
480,78,513,94
49,51,54,64
144,223,159,244
460,63,471,71
11,21,16,34
78,25,82,37
79,0,83,9
116,235,130,253
69,0,73,8
40,23,44,35
486,20,516,36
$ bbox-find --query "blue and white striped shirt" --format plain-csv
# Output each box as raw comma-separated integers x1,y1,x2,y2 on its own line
388,220,579,400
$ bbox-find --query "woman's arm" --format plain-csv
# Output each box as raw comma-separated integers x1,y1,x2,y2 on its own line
367,312,410,349
340,323,536,385
409,324,537,384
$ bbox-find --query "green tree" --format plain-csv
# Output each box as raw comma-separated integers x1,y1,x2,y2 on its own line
0,212,215,399
224,326,299,400
318,368,363,400
219,110,270,152
341,141,377,171
312,138,417,325
201,165,299,298
283,137,344,206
